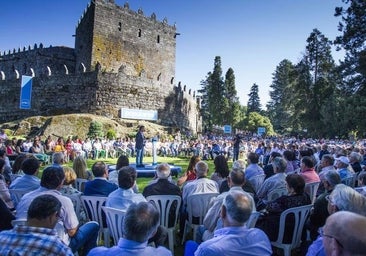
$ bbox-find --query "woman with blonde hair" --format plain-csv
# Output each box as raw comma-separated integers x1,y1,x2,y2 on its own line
72,155,93,180
60,166,80,195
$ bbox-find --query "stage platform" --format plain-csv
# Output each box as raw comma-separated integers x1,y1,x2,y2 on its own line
108,163,182,178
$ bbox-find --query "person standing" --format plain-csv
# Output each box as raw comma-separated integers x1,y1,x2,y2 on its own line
135,125,145,167
232,134,242,161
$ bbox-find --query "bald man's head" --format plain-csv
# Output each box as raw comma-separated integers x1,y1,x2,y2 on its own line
323,211,366,256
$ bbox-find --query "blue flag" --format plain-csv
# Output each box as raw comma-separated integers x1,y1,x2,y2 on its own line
20,75,32,109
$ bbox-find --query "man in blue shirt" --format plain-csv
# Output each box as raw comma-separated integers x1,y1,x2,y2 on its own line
10,157,40,191
88,201,172,256
245,152,264,180
185,190,272,256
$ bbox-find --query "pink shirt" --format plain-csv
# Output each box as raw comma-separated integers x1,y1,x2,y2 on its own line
300,168,320,183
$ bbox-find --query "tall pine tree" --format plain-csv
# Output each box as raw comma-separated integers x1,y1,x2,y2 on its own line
247,83,262,114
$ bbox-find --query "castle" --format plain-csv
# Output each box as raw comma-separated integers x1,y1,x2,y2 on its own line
0,0,201,134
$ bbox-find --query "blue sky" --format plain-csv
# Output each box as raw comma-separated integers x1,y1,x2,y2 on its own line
0,0,345,107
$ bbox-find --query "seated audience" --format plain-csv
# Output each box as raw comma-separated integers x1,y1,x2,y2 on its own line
106,166,167,246
0,159,14,210
73,155,93,180
198,168,256,242
262,151,282,180
257,156,287,210
9,157,40,191
219,160,256,196
335,156,354,181
0,194,73,255
16,166,99,254
355,171,366,196
184,191,272,256
300,156,320,183
177,155,200,187
182,161,219,209
108,155,138,192
307,170,341,240
322,211,366,256
84,161,118,196
349,151,362,174
142,163,182,228
0,198,14,231
106,166,146,209
306,184,366,256
210,155,230,187
88,201,172,256
52,152,65,167
60,167,81,196
245,152,264,180
257,173,311,242
9,154,29,182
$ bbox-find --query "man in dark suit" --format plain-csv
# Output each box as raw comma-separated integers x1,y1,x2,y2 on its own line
135,125,145,167
143,163,181,228
84,161,118,196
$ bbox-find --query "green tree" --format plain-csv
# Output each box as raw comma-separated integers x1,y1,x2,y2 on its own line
87,121,104,138
335,0,366,136
294,29,337,137
207,56,226,125
335,0,366,95
267,59,296,134
198,76,213,131
247,83,262,113
224,68,241,128
244,111,275,136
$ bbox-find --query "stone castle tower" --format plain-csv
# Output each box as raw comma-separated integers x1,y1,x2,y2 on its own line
0,0,201,134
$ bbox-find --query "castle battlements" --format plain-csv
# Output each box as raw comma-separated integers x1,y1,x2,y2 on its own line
0,0,201,134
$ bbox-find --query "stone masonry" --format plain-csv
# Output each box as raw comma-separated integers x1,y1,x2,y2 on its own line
0,0,201,134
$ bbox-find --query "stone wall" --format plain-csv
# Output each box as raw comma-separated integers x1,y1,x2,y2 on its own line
0,0,201,134
75,0,176,86
0,46,76,79
0,68,201,133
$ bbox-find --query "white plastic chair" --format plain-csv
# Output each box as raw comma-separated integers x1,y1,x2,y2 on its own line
271,204,313,256
9,189,29,206
248,174,265,193
246,211,261,228
305,181,320,204
182,192,218,244
64,193,82,221
80,196,110,247
101,206,126,245
146,195,182,254
75,178,88,192
267,187,288,201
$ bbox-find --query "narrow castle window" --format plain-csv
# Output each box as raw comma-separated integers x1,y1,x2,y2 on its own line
138,29,142,37
157,35,160,43
118,22,122,32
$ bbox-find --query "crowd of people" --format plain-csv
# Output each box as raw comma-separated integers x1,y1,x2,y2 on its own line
1,127,366,255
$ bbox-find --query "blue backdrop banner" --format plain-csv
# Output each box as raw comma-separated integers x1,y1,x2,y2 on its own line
20,75,32,109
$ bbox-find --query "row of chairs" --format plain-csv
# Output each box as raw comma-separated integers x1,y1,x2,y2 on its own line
79,195,182,254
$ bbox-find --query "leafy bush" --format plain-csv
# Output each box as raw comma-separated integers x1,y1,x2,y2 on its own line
106,129,116,140
87,121,104,138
